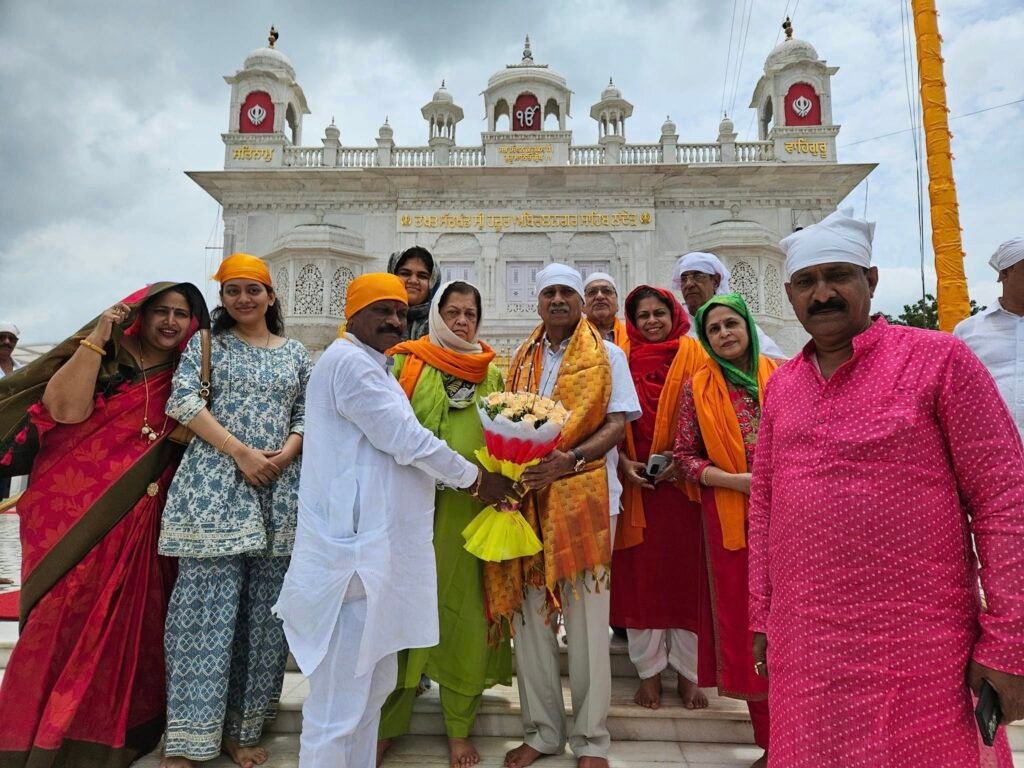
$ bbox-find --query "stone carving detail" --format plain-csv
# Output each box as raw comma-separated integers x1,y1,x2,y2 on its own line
274,268,290,315
294,264,324,315
731,260,761,313
763,264,784,316
330,266,355,317
498,232,551,257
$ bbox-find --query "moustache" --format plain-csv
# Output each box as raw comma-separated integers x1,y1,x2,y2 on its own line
378,324,403,335
808,299,847,315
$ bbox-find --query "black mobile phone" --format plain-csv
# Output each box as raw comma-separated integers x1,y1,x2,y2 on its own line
975,679,1002,747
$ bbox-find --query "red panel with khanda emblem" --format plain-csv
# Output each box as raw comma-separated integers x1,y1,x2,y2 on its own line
240,91,275,133
512,93,542,131
784,83,821,126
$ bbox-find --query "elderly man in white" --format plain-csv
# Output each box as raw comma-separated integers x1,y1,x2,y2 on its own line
273,273,511,768
671,252,786,359
954,236,1024,438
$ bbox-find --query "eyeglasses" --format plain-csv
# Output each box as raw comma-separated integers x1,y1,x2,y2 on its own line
584,286,617,298
678,271,712,286
0,334,17,344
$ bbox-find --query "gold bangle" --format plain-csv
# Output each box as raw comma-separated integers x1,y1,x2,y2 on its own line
219,434,234,452
468,470,483,498
700,465,711,486
79,339,106,356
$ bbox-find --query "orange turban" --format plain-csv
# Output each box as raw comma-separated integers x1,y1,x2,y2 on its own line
345,273,408,319
212,253,273,286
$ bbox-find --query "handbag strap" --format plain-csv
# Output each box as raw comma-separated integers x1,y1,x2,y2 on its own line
197,329,212,402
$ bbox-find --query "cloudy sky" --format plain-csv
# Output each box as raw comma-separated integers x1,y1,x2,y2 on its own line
2,0,1022,344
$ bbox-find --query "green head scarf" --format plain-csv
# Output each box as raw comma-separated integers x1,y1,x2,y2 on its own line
695,292,760,400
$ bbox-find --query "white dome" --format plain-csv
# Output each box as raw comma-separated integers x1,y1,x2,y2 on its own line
601,79,622,100
378,118,394,138
432,83,453,103
243,46,296,80
764,37,819,71
718,115,735,134
661,115,677,135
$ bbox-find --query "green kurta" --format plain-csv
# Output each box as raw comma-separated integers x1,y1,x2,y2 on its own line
389,354,512,700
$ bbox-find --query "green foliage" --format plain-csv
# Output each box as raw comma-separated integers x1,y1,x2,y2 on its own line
882,294,985,330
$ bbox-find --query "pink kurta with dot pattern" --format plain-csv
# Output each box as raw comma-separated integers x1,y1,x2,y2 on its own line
748,317,1024,767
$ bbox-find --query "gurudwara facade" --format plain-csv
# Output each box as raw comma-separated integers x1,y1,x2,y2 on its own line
188,27,874,359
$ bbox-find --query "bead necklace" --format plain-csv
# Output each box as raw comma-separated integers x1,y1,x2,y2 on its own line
139,347,170,443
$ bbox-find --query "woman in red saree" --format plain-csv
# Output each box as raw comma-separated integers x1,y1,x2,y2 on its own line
673,293,777,768
0,283,208,768
610,285,716,711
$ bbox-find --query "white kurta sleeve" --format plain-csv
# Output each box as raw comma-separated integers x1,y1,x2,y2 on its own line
334,355,478,489
755,324,787,360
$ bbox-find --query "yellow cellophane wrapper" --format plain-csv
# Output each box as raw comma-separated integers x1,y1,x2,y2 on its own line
461,449,543,562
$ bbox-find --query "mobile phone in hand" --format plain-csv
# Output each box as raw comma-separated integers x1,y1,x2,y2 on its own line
976,679,1002,747
643,454,669,481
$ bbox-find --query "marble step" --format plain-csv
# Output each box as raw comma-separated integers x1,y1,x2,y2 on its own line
133,734,776,767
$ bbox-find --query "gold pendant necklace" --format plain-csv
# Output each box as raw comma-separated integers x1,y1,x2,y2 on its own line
139,346,170,443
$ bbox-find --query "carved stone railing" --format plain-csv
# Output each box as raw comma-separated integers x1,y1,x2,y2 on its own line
568,145,606,165
450,146,485,167
620,144,663,164
392,147,435,168
337,147,378,167
677,143,722,163
283,146,324,167
735,141,775,162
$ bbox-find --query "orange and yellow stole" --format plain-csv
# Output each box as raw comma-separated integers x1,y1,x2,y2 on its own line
482,320,612,632
691,354,778,550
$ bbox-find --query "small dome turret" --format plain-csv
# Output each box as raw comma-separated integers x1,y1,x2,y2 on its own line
601,78,621,100
764,18,819,72
661,115,677,135
242,26,296,80
378,117,393,139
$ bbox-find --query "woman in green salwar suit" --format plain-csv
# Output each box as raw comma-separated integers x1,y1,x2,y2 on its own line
378,280,512,768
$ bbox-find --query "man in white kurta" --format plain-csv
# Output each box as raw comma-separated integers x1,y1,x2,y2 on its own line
273,274,509,768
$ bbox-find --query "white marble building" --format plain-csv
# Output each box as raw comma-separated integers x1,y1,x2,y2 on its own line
189,27,874,358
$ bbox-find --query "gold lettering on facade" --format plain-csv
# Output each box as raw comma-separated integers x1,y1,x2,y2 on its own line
397,209,653,232
231,145,275,163
783,139,828,159
497,144,554,164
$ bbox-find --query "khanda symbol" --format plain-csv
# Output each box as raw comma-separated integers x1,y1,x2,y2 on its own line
792,95,813,118
247,104,268,126
516,105,540,128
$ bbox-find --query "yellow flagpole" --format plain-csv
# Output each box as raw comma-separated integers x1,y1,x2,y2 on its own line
911,0,971,331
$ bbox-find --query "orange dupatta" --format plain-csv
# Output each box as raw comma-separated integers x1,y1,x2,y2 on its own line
388,337,496,399
614,338,706,550
612,317,630,357
690,354,778,550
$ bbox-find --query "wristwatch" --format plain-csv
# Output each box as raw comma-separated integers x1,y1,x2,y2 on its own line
571,448,586,473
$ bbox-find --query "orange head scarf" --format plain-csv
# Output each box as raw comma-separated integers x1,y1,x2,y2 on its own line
211,253,272,286
345,273,408,319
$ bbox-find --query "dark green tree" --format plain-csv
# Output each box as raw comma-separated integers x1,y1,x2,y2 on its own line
883,294,985,329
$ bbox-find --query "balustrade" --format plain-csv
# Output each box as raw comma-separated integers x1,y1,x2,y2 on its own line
283,147,324,167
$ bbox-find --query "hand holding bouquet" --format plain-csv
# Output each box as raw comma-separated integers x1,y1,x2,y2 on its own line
462,391,570,561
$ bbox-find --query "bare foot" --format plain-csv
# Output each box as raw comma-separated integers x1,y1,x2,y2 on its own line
750,750,768,768
677,674,708,709
377,738,394,766
222,737,268,768
577,758,609,768
448,737,480,767
160,757,195,768
633,675,662,709
504,742,545,768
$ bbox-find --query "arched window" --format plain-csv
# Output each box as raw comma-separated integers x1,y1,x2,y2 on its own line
293,264,324,315
329,267,355,317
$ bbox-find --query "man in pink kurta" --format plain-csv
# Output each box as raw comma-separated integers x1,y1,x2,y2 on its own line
748,209,1024,767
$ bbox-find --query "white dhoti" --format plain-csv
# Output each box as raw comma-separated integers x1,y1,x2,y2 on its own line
626,628,698,682
299,588,398,768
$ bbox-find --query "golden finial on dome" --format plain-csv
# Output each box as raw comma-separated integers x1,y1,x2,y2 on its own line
782,17,793,40
268,25,279,48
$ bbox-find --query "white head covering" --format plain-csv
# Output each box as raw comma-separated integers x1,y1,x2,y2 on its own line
583,271,617,293
989,237,1024,276
780,207,876,280
535,263,584,299
428,281,482,353
671,252,731,293
0,322,20,339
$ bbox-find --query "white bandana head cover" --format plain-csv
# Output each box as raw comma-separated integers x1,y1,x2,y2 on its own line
429,281,483,353
989,237,1024,277
0,322,20,339
671,252,731,293
535,263,584,299
780,208,876,280
583,271,618,293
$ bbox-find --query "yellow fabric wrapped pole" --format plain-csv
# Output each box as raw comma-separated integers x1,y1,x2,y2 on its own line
912,0,971,331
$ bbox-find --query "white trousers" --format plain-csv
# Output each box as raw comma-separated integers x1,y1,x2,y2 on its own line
626,628,698,682
299,594,398,768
